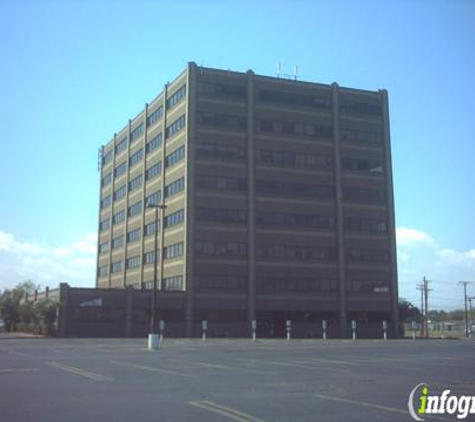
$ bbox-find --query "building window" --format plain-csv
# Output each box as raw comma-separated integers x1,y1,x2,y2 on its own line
341,128,383,145
165,209,184,227
198,82,247,98
257,244,336,261
256,211,334,229
102,150,113,165
257,149,332,170
115,137,127,155
195,241,247,257
98,265,108,277
111,260,124,273
128,175,143,192
165,146,185,168
99,218,111,231
129,149,144,167
196,175,246,192
195,274,246,291
145,162,162,181
114,162,127,178
198,112,246,130
146,133,163,154
257,89,331,110
163,275,183,291
101,172,112,187
130,123,144,144
340,100,382,116
258,119,332,139
343,188,386,204
145,191,161,207
256,180,334,200
144,221,159,236
348,248,389,263
341,157,384,175
98,241,109,254
113,185,127,201
258,277,337,292
345,217,388,234
128,200,142,218
112,210,126,225
165,115,186,139
111,235,124,249
147,106,163,127
127,228,141,243
196,207,246,224
126,255,140,269
143,250,157,265
164,177,184,198
100,195,112,209
196,143,246,161
164,242,183,259
166,85,186,109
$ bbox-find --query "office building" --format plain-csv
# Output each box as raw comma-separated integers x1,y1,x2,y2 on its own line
96,62,399,338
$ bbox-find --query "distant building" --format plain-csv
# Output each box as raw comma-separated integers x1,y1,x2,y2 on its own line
96,62,399,338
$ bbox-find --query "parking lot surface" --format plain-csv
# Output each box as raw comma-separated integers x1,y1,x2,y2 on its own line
0,336,474,421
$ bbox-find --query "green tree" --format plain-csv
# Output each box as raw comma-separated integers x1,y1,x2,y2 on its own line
398,298,422,323
33,299,58,334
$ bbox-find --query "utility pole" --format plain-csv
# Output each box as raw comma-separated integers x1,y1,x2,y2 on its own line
416,283,425,337
469,297,475,336
423,276,432,338
459,281,472,338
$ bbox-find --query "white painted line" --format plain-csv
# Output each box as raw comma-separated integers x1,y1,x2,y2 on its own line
44,361,112,381
188,400,266,422
111,360,196,378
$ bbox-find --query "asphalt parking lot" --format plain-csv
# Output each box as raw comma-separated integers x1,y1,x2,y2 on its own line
0,335,474,422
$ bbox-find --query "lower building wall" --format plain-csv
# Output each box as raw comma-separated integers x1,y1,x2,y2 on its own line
54,284,397,339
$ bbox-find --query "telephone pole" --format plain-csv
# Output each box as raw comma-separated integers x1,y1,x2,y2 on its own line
416,283,425,337
459,281,473,338
423,277,431,338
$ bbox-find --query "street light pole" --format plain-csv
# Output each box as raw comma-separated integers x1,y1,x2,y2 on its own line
147,203,167,350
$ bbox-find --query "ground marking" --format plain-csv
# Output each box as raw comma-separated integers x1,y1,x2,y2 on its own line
43,361,112,381
0,368,39,373
111,360,196,377
188,400,266,422
314,393,453,421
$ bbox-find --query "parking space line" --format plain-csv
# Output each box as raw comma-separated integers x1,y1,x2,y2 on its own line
188,400,266,422
0,347,29,356
297,358,357,366
44,361,112,381
0,368,39,373
235,358,349,372
193,361,275,375
111,360,196,377
314,393,453,421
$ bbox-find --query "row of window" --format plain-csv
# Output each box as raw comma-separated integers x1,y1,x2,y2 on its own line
167,85,186,109
342,157,384,174
165,177,185,198
258,89,332,110
165,209,184,227
256,180,334,199
196,142,246,161
146,105,163,128
130,123,144,144
129,174,142,192
195,241,247,257
146,133,163,154
195,274,246,290
129,148,144,167
145,162,162,181
258,119,333,139
198,82,247,98
165,115,186,138
257,244,336,260
340,100,382,116
257,149,332,170
196,175,247,192
165,146,185,168
196,207,247,225
142,276,183,291
343,188,386,204
345,217,387,234
258,277,338,292
198,113,247,130
115,137,127,155
341,128,383,145
165,242,184,259
348,248,389,263
257,211,335,229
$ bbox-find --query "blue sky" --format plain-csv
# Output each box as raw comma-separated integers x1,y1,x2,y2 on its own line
0,0,474,310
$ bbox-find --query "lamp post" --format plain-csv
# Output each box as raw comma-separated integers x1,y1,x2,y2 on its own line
147,203,167,351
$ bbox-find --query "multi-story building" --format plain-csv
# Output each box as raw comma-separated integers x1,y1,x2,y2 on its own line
96,62,399,338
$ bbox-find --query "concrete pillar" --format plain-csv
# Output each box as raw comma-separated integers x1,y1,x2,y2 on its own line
246,69,256,328
331,83,348,339
57,283,70,337
125,286,134,337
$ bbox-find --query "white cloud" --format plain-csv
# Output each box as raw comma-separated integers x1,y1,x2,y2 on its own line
396,227,434,246
0,230,96,291
436,248,475,268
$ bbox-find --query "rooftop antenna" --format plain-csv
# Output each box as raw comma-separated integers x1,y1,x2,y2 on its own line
294,65,299,81
276,62,282,78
